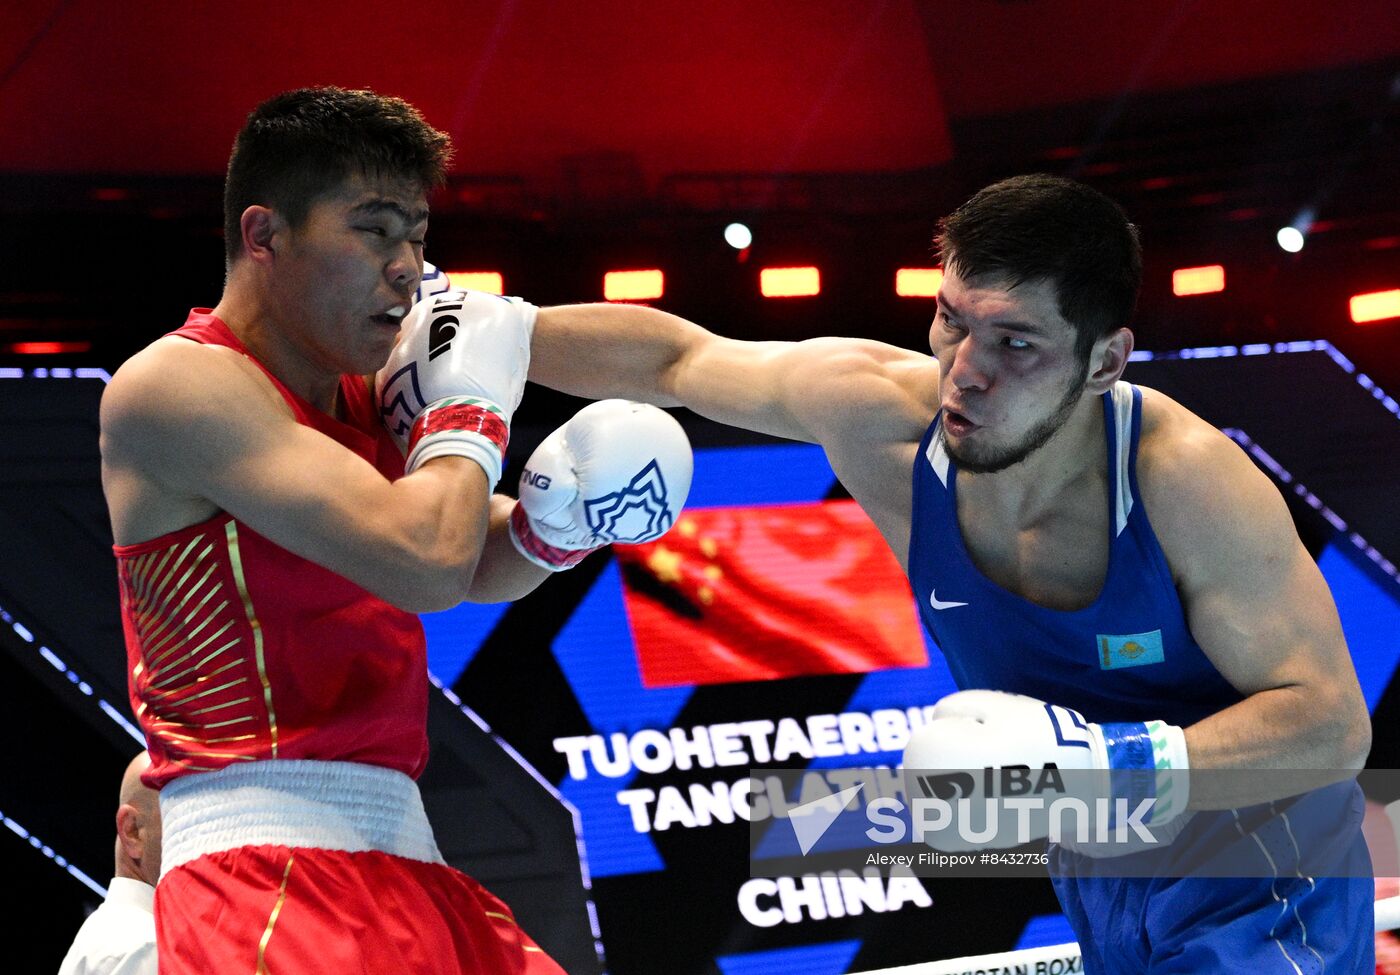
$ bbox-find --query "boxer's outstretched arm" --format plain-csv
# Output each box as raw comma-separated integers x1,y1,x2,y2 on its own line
102,338,493,613
1140,396,1372,807
529,303,935,448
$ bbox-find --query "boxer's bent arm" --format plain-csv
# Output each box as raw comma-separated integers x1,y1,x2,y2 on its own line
102,340,492,613
529,303,935,448
1142,409,1371,807
460,495,551,603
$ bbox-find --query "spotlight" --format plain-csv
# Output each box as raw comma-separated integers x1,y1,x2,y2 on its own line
724,223,753,250
1277,208,1314,254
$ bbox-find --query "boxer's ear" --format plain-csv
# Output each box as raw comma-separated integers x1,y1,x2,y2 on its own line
1086,327,1133,393
240,206,282,265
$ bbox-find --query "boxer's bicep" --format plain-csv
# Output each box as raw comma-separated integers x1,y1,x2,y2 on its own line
1185,496,1342,696
103,342,488,610
1153,431,1367,756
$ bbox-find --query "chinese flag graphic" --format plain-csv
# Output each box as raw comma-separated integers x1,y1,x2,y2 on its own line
615,500,928,687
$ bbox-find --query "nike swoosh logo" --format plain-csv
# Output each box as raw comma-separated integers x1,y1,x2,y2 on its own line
929,590,969,610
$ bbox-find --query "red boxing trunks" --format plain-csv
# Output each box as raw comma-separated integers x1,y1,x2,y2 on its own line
156,759,565,974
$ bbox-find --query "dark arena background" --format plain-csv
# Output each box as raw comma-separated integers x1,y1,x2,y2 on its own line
2,3,1399,973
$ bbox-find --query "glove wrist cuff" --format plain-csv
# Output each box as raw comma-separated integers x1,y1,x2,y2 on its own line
405,396,509,491
1100,719,1189,826
508,502,599,572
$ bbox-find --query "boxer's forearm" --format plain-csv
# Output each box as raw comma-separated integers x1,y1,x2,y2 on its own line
461,495,552,603
529,304,697,404
1182,685,1370,809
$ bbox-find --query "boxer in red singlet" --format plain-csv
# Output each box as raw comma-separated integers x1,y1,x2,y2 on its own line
100,87,692,974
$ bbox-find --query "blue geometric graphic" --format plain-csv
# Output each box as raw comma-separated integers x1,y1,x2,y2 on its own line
584,459,676,542
717,939,862,975
807,661,959,770
1319,541,1400,711
552,559,693,734
685,442,839,509
1014,913,1078,949
560,772,665,877
551,559,693,876
420,601,512,683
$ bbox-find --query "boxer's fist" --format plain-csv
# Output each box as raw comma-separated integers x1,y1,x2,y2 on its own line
376,289,536,490
903,690,1189,851
509,400,693,571
913,690,1101,770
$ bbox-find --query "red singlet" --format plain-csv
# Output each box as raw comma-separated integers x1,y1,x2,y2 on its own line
114,311,428,790
112,311,564,975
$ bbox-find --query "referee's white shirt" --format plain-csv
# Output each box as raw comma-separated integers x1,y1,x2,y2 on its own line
57,878,156,975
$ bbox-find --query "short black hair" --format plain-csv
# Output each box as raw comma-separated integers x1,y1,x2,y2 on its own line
935,174,1142,359
223,87,452,265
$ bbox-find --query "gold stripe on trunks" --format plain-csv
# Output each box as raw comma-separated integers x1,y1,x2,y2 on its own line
256,854,296,975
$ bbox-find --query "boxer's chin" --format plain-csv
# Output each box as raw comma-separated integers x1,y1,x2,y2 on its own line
941,429,1033,474
941,410,1068,474
945,371,1088,474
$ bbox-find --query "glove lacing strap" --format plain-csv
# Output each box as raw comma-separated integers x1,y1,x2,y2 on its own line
508,502,599,572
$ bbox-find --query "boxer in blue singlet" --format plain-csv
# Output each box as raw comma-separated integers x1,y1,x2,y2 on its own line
518,173,1376,971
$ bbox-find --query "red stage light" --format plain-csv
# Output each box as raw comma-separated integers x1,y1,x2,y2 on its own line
1350,289,1400,325
896,268,942,298
443,271,504,295
1172,265,1226,296
604,269,665,302
760,266,820,298
7,341,92,354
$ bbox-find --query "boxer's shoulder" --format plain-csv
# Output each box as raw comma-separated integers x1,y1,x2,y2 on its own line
102,336,300,544
785,337,938,444
1135,386,1263,500
103,336,291,447
1133,385,1293,579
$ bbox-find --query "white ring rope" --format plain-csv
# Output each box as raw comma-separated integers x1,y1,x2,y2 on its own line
855,894,1400,975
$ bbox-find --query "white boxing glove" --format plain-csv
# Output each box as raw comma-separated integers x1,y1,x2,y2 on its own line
376,289,536,491
414,260,454,305
902,690,1189,851
509,400,693,571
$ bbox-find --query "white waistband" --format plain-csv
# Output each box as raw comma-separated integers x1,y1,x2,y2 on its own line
159,760,444,878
